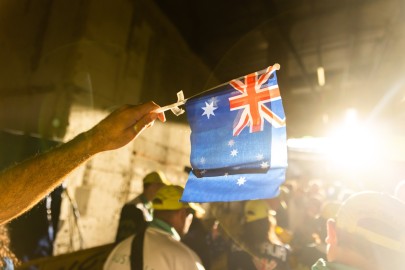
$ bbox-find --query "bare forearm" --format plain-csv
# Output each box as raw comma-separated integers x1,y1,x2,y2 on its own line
0,132,96,224
0,102,165,225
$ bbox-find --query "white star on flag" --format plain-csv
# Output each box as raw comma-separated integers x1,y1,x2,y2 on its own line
256,153,264,160
237,177,246,186
261,161,270,169
230,149,238,157
200,157,206,164
201,101,217,119
228,140,235,147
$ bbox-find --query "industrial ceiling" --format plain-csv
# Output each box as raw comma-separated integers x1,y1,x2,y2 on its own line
155,0,405,137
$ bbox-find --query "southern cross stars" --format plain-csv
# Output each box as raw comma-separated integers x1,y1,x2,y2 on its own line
228,140,238,157
201,101,217,119
261,161,270,169
256,153,264,160
237,177,246,186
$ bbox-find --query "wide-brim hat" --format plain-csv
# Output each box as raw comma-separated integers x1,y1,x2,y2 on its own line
337,191,405,253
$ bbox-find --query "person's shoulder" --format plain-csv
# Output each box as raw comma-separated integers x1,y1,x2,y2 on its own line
126,195,143,205
171,241,204,268
120,196,144,213
147,227,181,247
148,228,198,253
110,235,135,254
145,228,203,268
104,235,134,269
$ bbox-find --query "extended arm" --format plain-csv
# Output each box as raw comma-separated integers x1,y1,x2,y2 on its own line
0,102,165,224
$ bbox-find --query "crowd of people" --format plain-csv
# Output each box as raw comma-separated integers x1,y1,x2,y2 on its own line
0,102,405,270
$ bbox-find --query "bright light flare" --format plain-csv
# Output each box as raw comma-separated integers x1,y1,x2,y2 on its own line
326,125,381,171
287,123,385,174
317,67,325,86
344,108,358,126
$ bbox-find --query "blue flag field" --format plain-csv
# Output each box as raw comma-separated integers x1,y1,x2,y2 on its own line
181,65,287,202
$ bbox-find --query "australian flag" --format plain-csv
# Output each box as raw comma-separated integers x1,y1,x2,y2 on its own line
181,65,287,202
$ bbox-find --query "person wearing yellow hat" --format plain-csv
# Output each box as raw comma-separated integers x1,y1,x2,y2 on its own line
312,191,405,270
228,200,291,270
104,185,205,270
115,171,169,243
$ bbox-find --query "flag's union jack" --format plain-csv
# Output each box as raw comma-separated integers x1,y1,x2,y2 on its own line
229,66,286,136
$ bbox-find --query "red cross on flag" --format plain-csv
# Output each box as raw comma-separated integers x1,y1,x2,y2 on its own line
229,65,286,136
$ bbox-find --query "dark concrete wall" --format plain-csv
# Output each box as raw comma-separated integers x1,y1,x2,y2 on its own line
0,0,216,139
